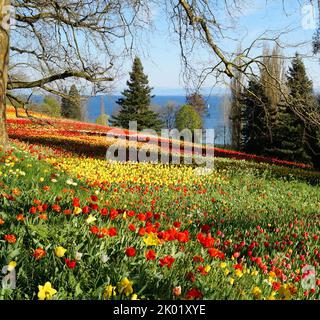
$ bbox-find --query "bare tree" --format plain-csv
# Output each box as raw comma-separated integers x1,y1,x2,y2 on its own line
313,0,320,53
1,0,154,147
161,101,178,130
230,49,244,150
260,44,285,143
1,0,319,148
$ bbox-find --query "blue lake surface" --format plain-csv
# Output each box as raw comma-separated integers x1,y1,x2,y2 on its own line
86,95,230,145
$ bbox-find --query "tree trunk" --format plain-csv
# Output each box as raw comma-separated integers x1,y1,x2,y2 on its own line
0,0,11,149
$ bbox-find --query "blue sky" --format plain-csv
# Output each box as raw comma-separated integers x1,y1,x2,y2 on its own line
118,0,319,95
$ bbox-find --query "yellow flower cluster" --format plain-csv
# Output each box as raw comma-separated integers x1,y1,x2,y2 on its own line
46,156,223,186
104,278,137,300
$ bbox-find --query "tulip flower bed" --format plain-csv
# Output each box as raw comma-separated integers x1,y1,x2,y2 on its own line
0,142,319,300
6,108,313,169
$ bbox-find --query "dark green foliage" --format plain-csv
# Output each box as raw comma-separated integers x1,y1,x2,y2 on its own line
240,53,319,168
241,79,270,154
110,57,163,131
61,85,82,120
305,95,320,170
313,24,320,54
273,54,314,163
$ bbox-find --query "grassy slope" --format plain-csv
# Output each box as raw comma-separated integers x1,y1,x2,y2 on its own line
0,143,319,299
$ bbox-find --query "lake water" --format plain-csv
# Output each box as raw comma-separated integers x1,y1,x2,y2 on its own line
86,95,231,145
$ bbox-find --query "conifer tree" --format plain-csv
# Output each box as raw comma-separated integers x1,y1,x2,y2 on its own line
61,85,82,120
274,54,313,163
110,57,163,131
306,95,320,170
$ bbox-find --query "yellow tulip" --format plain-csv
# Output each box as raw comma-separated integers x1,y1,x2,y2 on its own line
55,246,67,258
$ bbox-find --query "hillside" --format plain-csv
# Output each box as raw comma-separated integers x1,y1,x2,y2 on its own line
0,107,319,300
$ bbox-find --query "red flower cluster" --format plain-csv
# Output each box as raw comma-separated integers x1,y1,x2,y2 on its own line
159,255,175,268
197,233,215,248
90,226,117,238
185,288,203,300
208,248,225,260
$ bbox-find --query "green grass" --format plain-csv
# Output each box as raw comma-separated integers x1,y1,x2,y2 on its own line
0,146,319,300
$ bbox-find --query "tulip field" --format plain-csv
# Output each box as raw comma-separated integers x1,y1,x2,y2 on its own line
0,107,320,300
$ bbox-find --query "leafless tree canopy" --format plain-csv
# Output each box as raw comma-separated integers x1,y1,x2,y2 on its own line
8,0,154,100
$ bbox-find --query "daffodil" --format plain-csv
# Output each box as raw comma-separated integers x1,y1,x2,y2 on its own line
251,270,259,276
252,286,262,299
86,215,97,224
104,285,116,299
267,291,277,300
235,269,243,278
229,278,235,285
38,282,57,300
118,278,133,296
204,265,211,273
55,246,67,258
220,262,227,269
143,233,160,246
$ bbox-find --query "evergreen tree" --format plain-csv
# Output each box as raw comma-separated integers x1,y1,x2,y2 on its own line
306,95,320,170
110,57,163,131
274,54,313,163
61,85,82,120
241,79,269,154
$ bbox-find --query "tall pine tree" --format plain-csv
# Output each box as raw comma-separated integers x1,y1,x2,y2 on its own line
110,57,163,131
61,85,82,120
274,54,313,163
